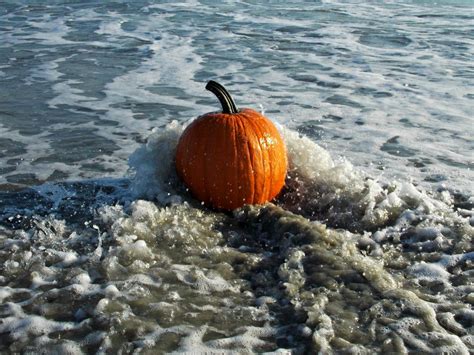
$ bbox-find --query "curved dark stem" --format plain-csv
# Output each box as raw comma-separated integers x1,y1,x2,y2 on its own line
205,80,239,114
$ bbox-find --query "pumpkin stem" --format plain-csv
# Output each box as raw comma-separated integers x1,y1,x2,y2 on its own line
206,80,239,114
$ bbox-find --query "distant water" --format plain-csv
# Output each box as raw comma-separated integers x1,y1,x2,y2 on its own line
1,1,473,354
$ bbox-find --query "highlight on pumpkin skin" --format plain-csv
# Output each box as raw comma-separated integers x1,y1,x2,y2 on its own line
175,81,288,211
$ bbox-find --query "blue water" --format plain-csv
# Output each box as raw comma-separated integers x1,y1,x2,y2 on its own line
0,1,473,353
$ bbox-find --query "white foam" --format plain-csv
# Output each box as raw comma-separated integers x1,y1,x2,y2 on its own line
409,262,451,280
25,57,66,84
173,264,239,294
128,121,183,203
0,313,78,342
26,16,74,45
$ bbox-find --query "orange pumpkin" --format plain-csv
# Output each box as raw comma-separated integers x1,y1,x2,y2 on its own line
175,80,287,210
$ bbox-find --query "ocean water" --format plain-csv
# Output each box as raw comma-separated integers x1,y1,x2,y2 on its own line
0,1,473,353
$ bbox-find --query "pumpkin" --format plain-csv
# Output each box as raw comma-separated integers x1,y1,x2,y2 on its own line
175,81,287,210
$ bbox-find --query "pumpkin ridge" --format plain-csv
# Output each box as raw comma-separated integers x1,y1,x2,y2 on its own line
229,115,242,207
216,114,234,208
253,114,272,203
236,114,255,205
205,116,228,208
243,113,265,203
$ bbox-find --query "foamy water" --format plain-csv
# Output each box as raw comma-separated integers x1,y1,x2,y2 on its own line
1,1,473,353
